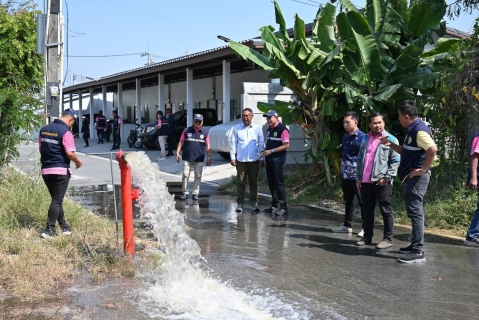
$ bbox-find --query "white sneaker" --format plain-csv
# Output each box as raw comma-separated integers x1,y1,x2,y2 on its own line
357,229,364,237
158,157,166,161
332,225,352,233
235,204,243,213
180,193,188,200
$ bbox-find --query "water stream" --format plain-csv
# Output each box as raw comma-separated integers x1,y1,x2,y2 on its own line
125,152,306,320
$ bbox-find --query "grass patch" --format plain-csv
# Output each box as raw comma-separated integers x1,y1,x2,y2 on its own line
0,166,135,300
220,164,474,236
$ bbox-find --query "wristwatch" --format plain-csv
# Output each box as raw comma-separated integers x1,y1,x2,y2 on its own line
271,149,274,153
420,168,427,173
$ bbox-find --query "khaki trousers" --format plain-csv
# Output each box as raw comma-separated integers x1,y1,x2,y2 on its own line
236,160,260,204
182,161,204,195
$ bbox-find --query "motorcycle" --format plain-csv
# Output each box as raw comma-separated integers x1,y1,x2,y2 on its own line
127,123,143,148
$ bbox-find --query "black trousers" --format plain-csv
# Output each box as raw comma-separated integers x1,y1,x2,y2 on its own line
42,173,70,227
167,134,176,154
112,130,121,148
97,129,104,142
266,162,287,208
360,183,394,242
342,178,364,229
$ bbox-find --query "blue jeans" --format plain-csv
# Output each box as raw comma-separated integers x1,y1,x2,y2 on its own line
403,174,430,253
466,193,479,239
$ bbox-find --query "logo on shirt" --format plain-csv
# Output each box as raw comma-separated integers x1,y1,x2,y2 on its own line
200,135,204,139
187,133,192,137
408,137,412,144
273,132,278,137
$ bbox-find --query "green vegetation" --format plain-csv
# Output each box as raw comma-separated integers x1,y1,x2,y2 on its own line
230,0,458,184
0,1,44,168
0,167,135,299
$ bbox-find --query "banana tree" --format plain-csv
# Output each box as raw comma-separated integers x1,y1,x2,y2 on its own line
229,0,459,178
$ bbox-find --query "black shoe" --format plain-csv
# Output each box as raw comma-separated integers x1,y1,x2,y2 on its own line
98,141,101,144
41,224,58,239
192,194,199,200
264,207,275,214
397,251,426,263
59,220,72,235
166,153,174,157
85,145,89,147
399,244,412,254
110,147,117,151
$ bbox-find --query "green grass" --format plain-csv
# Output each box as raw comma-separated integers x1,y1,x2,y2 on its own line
0,167,136,300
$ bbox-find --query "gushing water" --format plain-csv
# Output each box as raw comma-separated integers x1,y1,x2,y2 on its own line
125,152,292,320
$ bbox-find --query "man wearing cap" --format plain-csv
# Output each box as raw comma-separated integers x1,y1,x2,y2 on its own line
260,110,290,215
230,108,265,213
38,109,84,238
81,115,90,147
176,113,212,200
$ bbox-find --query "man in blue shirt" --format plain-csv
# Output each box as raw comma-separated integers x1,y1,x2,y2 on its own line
332,111,365,235
230,108,265,213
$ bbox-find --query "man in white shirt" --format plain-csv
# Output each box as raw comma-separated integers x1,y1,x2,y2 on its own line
230,108,265,213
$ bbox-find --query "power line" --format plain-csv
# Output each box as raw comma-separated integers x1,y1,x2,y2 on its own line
68,52,145,58
291,0,320,7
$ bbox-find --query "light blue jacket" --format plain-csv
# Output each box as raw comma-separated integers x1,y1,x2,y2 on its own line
356,131,401,182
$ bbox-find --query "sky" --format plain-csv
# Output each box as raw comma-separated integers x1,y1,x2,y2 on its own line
34,0,478,86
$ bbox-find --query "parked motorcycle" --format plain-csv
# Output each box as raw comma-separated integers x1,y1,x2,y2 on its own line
127,123,143,148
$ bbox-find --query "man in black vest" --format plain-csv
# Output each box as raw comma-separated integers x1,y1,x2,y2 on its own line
95,110,106,144
166,109,176,156
110,109,122,151
39,109,83,238
260,110,290,216
176,114,212,200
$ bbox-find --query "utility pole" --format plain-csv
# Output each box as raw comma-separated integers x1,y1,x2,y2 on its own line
45,0,63,119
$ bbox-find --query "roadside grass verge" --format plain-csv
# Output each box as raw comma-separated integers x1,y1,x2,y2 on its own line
0,166,135,300
219,164,474,236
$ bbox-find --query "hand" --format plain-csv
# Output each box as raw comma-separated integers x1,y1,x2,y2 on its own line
379,137,391,146
259,160,265,167
176,154,181,163
206,158,212,166
356,181,361,191
231,159,237,166
376,178,388,186
408,168,424,178
469,177,478,190
75,160,83,169
261,150,273,157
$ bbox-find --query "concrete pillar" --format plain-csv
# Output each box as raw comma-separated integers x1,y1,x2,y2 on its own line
158,73,165,112
222,61,231,123
136,78,142,124
102,85,107,114
118,82,124,142
186,68,193,127
78,90,82,120
89,88,94,137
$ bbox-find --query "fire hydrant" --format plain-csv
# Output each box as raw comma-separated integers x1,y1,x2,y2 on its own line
115,150,139,255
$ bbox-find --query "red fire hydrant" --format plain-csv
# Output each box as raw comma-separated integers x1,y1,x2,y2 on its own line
115,150,139,256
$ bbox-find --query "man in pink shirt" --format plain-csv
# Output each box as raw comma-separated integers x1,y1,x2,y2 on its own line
260,110,290,216
38,109,83,238
355,113,400,248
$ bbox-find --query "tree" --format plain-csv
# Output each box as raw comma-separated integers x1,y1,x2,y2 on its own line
0,0,43,167
447,0,479,19
230,0,458,183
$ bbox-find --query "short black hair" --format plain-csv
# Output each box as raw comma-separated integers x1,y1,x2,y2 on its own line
157,110,163,116
397,100,418,118
344,111,359,122
99,110,103,115
243,108,253,114
112,110,118,116
368,112,384,123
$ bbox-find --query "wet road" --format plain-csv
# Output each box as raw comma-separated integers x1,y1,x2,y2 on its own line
68,183,479,319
